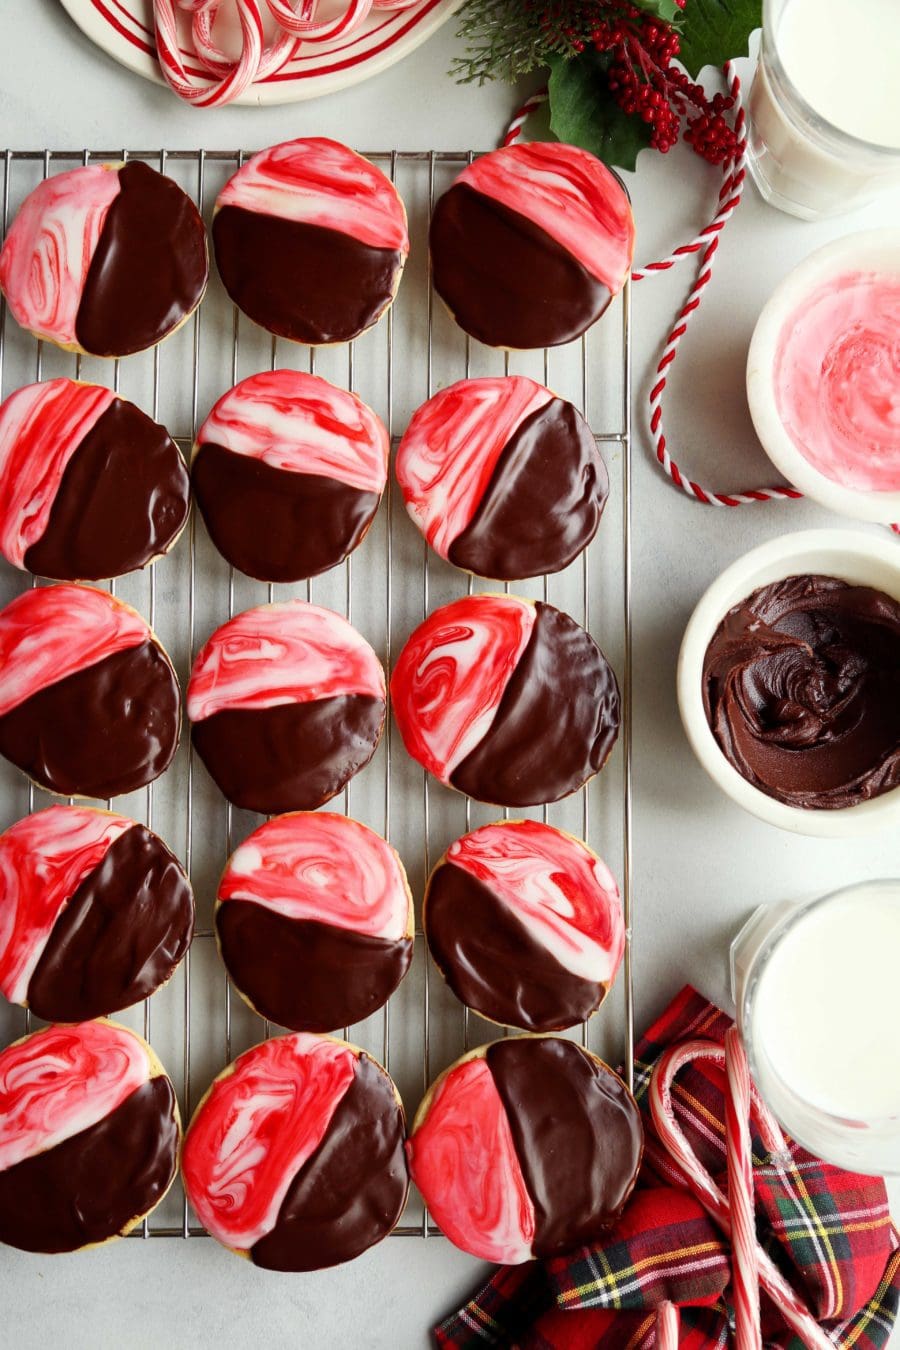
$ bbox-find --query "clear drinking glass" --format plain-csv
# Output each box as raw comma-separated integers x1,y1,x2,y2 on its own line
731,880,900,1175
747,0,900,220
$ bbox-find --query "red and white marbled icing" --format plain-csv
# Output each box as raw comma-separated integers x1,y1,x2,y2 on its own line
446,819,624,984
458,143,634,294
0,1020,149,1174
395,377,553,559
773,271,900,492
187,600,385,724
0,165,121,348
0,380,117,567
197,369,388,495
181,1033,357,1250
406,1055,535,1264
0,806,134,1003
390,594,534,785
215,138,409,255
0,584,151,719
218,812,409,942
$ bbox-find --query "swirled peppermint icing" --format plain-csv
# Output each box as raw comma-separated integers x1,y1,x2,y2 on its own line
0,806,132,1002
406,1054,535,1264
215,138,409,253
456,143,634,293
0,165,120,348
0,1020,149,1174
396,378,552,558
390,594,535,784
443,820,623,983
187,601,385,723
773,271,900,491
196,369,388,494
0,584,150,718
220,813,409,941
0,380,116,567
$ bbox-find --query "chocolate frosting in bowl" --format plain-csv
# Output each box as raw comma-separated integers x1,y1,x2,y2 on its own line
702,574,900,809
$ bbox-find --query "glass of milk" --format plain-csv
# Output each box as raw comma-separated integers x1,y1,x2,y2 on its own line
731,880,900,1174
747,0,900,219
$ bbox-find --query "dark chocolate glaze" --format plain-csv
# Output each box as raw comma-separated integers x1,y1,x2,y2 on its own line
450,602,620,806
213,207,403,346
448,398,608,581
702,575,900,810
75,161,207,358
429,183,613,350
27,824,194,1022
192,694,384,816
485,1037,642,1258
0,640,181,799
192,442,380,583
425,861,604,1033
251,1053,408,1271
216,900,412,1032
24,398,190,582
0,1074,179,1253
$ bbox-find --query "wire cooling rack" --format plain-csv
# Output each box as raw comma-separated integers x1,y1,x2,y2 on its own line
0,148,633,1240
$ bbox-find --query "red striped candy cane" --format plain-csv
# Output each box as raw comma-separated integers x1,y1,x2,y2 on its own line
725,1028,762,1350
153,0,266,106
656,1300,680,1349
649,1039,834,1350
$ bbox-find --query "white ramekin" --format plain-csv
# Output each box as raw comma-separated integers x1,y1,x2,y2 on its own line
677,528,900,837
746,229,900,524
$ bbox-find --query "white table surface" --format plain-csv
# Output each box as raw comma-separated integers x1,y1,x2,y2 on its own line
1,4,899,1346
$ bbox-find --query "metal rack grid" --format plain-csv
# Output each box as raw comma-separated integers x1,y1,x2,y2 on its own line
0,148,633,1241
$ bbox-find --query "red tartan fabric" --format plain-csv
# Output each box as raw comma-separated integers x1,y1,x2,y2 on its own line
434,986,899,1350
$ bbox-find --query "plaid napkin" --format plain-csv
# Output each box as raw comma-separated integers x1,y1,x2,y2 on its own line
435,986,900,1349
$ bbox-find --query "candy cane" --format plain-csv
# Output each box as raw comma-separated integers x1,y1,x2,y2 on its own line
153,0,419,105
656,1300,680,1349
725,1028,762,1350
649,1040,834,1350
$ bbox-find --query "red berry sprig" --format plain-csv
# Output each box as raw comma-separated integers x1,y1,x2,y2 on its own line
565,1,739,164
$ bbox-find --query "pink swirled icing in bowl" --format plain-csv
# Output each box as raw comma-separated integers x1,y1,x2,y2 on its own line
747,229,900,523
773,271,900,492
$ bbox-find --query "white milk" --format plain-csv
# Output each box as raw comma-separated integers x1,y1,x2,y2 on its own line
741,881,900,1172
748,0,900,218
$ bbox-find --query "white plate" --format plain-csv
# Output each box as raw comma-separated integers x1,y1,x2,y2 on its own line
57,0,462,105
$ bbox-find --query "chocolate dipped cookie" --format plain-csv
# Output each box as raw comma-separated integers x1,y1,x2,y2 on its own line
182,1033,408,1271
0,161,207,357
391,594,620,807
396,376,608,581
212,138,408,346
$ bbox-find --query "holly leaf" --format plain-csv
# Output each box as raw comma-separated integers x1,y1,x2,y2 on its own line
548,52,653,173
677,0,762,77
634,0,686,24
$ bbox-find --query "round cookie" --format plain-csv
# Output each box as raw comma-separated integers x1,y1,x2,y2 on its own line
390,593,620,807
424,819,624,1032
212,137,409,346
181,1033,408,1271
0,379,190,582
429,141,635,350
396,376,608,580
0,160,208,358
0,583,181,799
0,1019,181,1253
215,812,413,1033
192,369,388,583
407,1036,642,1263
187,600,385,815
0,805,194,1023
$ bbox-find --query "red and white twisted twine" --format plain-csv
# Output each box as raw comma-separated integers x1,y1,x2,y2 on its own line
649,1037,835,1350
504,63,824,517
153,0,419,107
